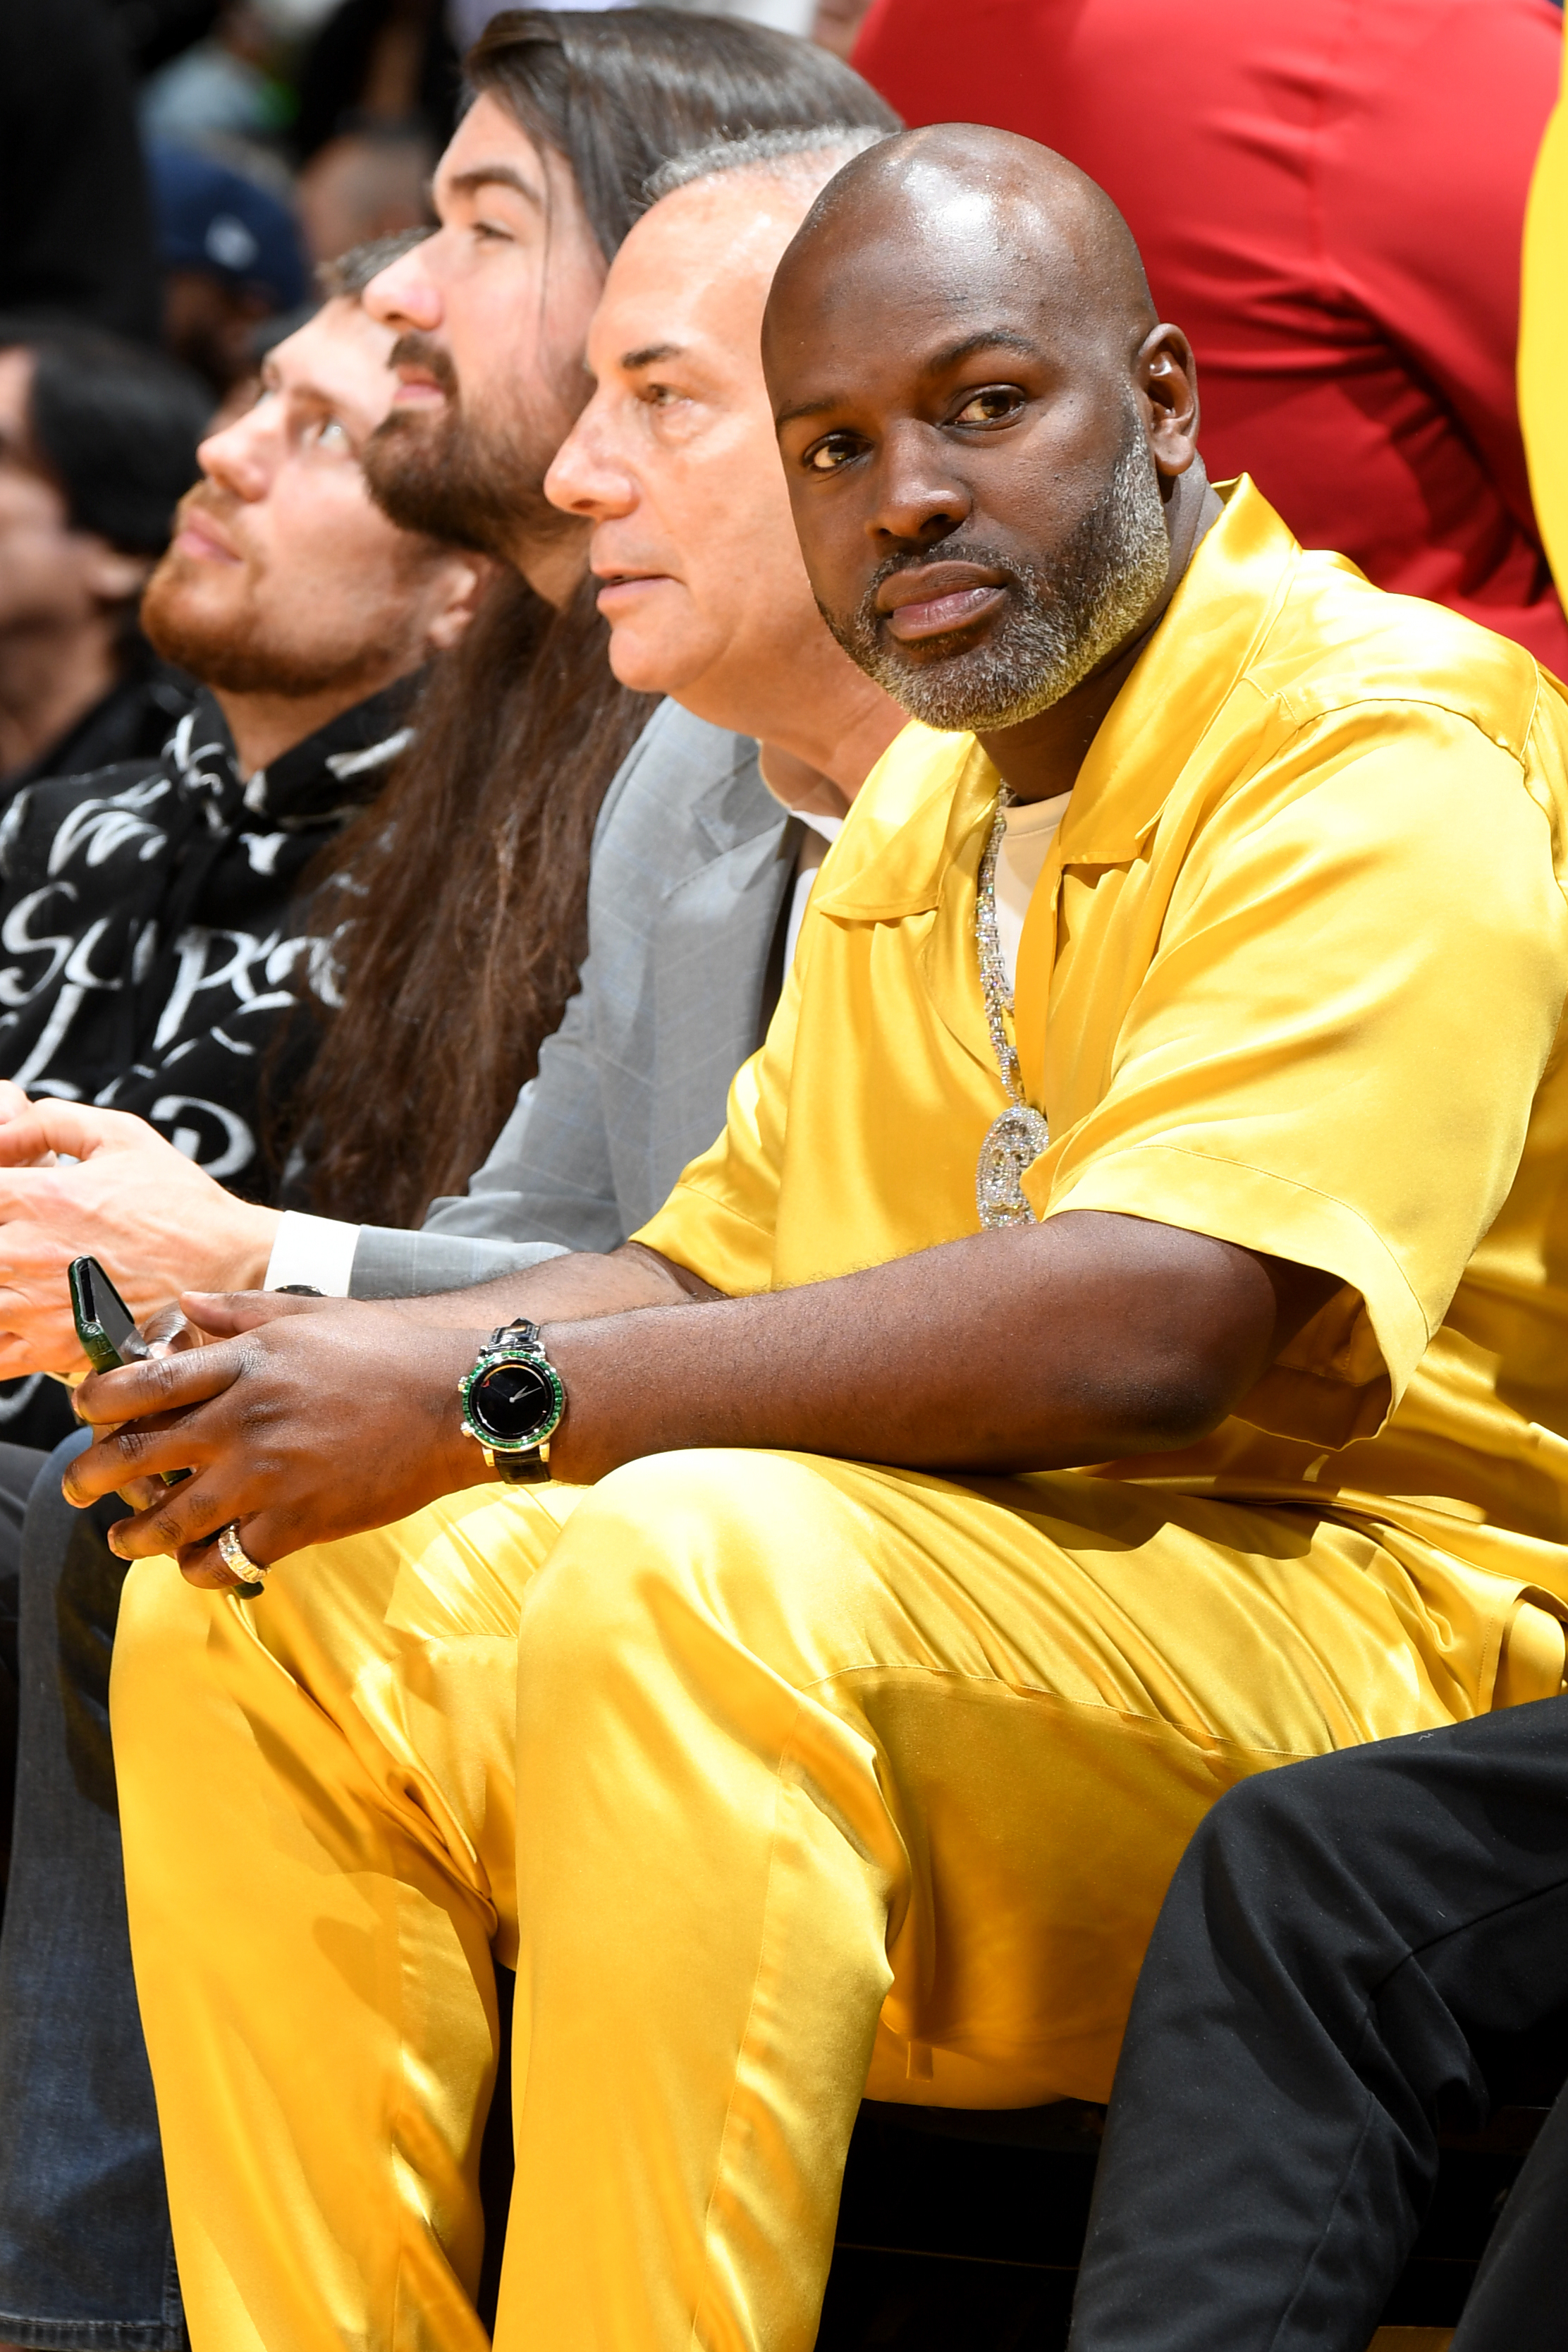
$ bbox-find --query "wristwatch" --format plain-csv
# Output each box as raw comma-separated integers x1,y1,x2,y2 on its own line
458,1320,566,1483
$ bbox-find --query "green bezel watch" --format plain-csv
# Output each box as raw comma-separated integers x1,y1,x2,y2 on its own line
458,1319,566,1483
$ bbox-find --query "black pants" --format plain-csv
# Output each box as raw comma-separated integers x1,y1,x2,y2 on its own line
1068,1698,1568,2352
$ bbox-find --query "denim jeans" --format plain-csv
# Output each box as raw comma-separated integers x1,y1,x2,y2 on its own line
0,1433,185,2351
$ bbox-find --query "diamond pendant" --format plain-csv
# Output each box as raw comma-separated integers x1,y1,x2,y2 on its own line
976,1104,1051,1229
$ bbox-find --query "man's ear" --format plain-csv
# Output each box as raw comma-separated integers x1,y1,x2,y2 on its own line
80,538,155,609
1137,324,1201,482
423,553,498,652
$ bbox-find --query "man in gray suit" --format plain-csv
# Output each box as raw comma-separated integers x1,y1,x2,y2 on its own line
353,700,802,1286
0,123,901,2352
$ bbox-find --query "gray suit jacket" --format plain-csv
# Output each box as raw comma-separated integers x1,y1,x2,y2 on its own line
350,700,797,1298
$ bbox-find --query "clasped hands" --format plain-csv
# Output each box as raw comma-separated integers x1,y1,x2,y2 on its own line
0,1086,706,1588
66,1290,524,1590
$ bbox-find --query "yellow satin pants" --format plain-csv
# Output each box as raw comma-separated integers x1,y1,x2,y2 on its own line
109,1451,1565,2352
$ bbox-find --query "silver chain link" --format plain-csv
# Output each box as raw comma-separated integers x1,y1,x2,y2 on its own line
975,786,1024,1103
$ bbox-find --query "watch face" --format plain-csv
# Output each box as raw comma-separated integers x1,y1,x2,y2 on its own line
469,1355,561,1448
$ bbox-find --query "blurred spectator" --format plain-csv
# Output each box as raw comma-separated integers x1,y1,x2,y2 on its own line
293,0,458,166
149,141,311,391
0,0,160,345
853,0,1568,668
297,125,435,265
811,0,870,52
0,322,209,796
109,0,224,75
140,2,301,154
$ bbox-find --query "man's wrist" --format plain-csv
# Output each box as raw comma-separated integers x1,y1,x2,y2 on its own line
224,1203,285,1293
262,1209,357,1298
454,1319,566,1482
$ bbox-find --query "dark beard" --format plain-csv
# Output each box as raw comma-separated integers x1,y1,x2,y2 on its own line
362,333,578,565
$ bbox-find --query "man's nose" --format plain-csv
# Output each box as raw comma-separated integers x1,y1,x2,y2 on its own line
545,405,636,520
869,420,974,546
363,239,443,334
196,413,271,504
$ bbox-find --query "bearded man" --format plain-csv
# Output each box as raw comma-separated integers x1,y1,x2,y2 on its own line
75,118,1568,2352
0,257,483,1207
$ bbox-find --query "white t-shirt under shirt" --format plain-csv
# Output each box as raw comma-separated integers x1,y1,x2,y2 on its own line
783,807,842,973
991,788,1071,995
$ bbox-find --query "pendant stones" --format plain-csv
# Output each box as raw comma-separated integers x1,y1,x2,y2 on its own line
976,1104,1050,1229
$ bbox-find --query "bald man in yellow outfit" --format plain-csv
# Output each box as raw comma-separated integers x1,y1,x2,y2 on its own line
75,127,1568,2352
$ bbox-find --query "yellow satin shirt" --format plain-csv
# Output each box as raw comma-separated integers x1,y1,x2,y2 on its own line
637,480,1568,1602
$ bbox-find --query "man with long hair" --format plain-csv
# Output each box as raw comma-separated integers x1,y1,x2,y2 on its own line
0,20,898,2352
284,6,900,1233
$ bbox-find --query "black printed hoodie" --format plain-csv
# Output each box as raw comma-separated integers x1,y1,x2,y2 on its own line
0,680,415,1200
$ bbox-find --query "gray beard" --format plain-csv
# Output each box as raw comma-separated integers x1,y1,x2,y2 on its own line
825,427,1172,734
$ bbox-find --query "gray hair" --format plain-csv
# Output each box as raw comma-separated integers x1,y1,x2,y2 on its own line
642,123,891,212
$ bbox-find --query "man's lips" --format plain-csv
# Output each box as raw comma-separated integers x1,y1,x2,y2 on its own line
876,562,1008,644
173,507,241,563
390,367,448,408
594,570,677,613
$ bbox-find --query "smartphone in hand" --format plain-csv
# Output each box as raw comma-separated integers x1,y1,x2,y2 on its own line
68,1256,190,1487
68,1255,152,1373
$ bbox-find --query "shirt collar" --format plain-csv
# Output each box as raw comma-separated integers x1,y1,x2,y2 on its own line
242,671,422,824
815,477,1300,919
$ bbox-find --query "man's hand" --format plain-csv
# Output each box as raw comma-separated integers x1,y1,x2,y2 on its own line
61,1249,704,1583
64,1291,492,1585
0,1099,279,1376
60,1212,1339,1590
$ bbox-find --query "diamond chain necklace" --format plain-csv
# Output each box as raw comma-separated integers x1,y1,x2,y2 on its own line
974,787,1051,1229
976,786,1024,1097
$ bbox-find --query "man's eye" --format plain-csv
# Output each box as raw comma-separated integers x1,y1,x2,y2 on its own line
802,432,861,475
308,417,351,451
953,386,1024,427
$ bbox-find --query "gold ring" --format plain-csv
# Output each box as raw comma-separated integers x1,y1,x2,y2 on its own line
216,1521,267,1590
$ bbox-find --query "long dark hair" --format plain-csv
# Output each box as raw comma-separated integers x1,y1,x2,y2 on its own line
290,11,899,1227
290,575,654,1226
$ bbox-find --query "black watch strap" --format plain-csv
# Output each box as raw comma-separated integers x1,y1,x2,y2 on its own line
489,1447,553,1483
492,1317,544,1351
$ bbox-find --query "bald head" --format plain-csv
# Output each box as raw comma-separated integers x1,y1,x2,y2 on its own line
761,124,1207,745
778,123,1158,360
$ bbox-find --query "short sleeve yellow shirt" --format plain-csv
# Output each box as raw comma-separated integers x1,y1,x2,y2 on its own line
636,481,1568,1580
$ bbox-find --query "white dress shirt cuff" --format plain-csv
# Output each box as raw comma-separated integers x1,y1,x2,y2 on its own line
264,1209,362,1298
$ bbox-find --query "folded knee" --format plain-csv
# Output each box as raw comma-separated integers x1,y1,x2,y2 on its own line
519,1448,867,1690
